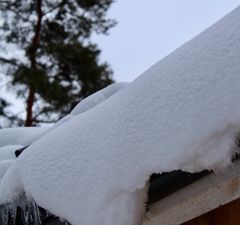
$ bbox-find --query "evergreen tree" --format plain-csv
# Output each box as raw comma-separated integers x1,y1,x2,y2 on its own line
0,0,115,126
0,98,10,127
0,98,22,128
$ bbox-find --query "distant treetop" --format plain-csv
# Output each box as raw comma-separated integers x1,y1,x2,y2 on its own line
0,0,116,127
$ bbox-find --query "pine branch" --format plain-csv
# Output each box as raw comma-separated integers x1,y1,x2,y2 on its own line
0,56,18,66
43,0,67,17
8,8,29,22
0,5,31,24
34,119,58,124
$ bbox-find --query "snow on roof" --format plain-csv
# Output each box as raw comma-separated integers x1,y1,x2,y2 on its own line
0,127,49,148
1,5,240,225
53,82,128,127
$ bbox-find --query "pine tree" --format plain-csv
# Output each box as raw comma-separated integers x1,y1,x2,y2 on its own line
0,0,115,126
0,98,10,128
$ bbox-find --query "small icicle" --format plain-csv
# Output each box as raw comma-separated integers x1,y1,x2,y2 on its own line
22,200,42,225
0,205,9,225
23,203,32,224
0,192,45,225
31,200,41,225
45,209,51,218
8,206,17,225
59,217,70,225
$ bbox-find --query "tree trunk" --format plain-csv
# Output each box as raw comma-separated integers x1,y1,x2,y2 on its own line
25,0,43,127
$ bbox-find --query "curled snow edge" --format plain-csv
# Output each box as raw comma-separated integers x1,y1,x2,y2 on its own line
1,5,240,225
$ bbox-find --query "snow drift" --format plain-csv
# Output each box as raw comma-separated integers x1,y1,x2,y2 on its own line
1,5,240,225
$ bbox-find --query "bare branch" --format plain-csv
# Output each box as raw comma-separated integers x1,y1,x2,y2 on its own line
43,0,67,17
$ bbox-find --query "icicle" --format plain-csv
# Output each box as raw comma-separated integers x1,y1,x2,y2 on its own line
0,205,9,225
0,202,18,225
59,217,70,225
8,206,17,225
44,209,51,218
23,206,31,224
31,200,41,225
20,198,42,225
0,193,70,225
0,193,44,225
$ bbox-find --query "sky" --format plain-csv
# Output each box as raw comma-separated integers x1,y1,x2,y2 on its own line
94,0,240,82
1,1,240,119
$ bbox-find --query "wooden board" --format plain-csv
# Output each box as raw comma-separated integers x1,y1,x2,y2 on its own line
143,160,240,225
183,198,240,225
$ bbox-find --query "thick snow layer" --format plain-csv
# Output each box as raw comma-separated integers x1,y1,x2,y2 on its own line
0,83,128,210
1,6,240,225
71,82,128,115
0,160,14,183
0,82,129,206
0,82,127,147
54,82,128,127
0,146,22,198
0,127,49,148
0,145,22,161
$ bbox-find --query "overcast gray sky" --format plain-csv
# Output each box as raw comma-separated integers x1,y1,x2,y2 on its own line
95,0,240,82
2,1,240,117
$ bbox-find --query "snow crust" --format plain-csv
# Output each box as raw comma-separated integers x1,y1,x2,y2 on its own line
1,6,240,225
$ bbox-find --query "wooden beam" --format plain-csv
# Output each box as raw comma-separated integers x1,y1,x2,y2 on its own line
143,160,240,225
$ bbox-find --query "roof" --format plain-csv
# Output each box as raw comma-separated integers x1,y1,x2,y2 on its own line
144,160,240,225
148,170,209,205
1,5,240,225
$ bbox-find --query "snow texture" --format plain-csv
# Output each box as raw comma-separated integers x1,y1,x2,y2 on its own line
0,128,48,193
0,127,49,148
1,6,240,225
54,82,128,127
0,146,22,161
0,160,14,183
0,83,127,199
0,145,24,199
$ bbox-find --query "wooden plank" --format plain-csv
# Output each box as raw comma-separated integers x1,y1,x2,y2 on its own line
143,161,240,225
183,198,240,225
